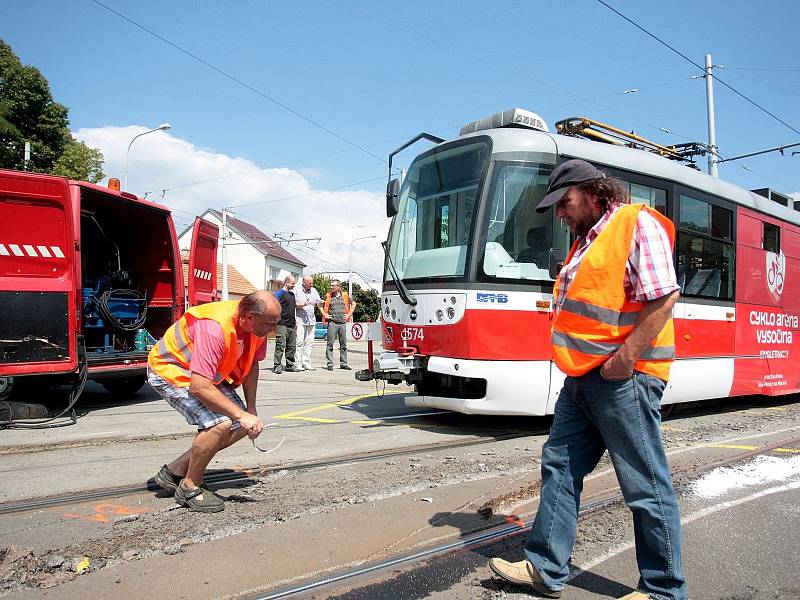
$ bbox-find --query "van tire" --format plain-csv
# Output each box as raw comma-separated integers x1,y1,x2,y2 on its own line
101,376,146,398
0,376,16,403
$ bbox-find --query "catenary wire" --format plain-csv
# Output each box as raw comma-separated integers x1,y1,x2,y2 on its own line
88,0,387,165
595,0,800,137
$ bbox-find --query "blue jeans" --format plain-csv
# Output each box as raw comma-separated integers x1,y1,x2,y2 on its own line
525,369,686,600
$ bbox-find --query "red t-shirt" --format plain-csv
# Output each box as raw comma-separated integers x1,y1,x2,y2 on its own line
188,319,267,380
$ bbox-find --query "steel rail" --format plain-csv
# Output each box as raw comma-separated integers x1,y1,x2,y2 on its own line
0,429,541,516
247,432,800,600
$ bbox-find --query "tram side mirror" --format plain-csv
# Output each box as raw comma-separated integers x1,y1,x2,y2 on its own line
548,248,564,280
386,178,400,217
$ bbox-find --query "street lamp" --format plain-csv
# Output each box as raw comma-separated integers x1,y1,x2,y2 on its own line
123,122,172,191
348,235,377,298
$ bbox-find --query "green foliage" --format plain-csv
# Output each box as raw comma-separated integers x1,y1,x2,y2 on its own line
352,283,380,322
52,137,105,183
312,273,331,321
0,39,104,178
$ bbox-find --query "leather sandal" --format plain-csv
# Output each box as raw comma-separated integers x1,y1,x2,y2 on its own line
174,482,224,513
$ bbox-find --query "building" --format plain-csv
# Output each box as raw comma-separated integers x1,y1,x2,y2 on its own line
178,209,306,291
180,250,256,301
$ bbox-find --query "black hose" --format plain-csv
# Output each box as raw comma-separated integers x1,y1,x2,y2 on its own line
0,358,86,429
95,289,147,332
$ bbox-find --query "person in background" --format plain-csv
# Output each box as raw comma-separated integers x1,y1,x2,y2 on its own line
293,275,322,370
321,279,356,371
147,291,279,513
273,275,300,374
489,160,685,600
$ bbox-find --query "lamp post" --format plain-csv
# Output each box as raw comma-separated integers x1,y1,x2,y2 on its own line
348,235,377,298
123,123,172,191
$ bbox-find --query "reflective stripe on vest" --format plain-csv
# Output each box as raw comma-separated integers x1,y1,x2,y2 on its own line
148,301,263,387
551,203,676,380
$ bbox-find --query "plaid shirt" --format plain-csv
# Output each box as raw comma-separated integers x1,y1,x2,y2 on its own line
555,203,679,311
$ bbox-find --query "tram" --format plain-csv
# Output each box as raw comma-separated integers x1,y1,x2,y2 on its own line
357,108,800,416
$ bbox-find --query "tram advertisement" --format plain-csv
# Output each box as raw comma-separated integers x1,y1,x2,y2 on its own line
733,304,800,395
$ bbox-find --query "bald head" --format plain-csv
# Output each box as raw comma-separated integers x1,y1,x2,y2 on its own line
238,291,280,337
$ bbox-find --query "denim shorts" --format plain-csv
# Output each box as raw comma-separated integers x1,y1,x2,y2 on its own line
147,368,244,431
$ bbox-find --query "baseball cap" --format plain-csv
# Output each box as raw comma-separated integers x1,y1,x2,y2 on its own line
536,159,606,213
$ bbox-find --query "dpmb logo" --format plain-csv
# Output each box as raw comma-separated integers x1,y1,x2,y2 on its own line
766,250,785,298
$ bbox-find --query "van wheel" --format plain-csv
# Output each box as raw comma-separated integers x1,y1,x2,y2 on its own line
102,376,146,398
0,376,16,403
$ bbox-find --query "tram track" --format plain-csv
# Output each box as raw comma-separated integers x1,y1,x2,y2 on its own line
0,429,543,516
245,431,800,600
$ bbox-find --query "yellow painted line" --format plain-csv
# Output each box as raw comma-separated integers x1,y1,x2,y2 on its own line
351,420,380,425
766,407,788,411
661,426,688,432
273,393,377,421
707,443,800,454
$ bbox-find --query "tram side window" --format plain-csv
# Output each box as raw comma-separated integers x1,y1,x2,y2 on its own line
627,182,667,215
677,194,734,300
763,222,780,253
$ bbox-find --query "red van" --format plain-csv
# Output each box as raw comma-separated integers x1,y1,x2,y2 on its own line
0,169,218,404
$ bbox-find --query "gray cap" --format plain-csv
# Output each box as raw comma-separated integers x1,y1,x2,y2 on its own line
536,159,606,213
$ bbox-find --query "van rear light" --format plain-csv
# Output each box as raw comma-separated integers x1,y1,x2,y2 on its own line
108,178,121,191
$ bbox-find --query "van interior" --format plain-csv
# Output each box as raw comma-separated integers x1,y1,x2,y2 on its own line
79,188,178,366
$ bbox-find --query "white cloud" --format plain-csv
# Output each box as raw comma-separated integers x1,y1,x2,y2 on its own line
74,125,388,284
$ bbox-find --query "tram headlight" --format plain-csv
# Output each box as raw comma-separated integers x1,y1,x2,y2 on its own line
385,307,390,318
391,309,397,320
450,296,457,304
436,309,444,321
447,307,456,319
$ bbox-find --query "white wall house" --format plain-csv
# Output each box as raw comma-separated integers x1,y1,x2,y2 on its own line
178,210,306,291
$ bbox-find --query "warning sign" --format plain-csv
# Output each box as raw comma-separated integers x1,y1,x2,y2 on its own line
350,322,364,340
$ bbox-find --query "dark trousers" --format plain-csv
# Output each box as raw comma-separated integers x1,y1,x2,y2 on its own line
325,322,348,367
274,324,297,367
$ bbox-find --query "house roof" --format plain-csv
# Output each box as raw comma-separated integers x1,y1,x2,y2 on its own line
206,209,306,268
181,250,257,296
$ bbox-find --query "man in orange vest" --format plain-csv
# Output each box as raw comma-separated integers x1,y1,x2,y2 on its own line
322,279,356,371
490,160,686,599
147,290,280,513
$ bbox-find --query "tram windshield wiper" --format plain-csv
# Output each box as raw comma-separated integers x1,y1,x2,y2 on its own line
381,241,417,306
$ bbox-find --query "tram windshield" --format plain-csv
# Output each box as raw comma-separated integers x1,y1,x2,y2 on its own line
385,140,489,282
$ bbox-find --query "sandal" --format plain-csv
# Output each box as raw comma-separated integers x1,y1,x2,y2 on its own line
174,481,224,513
153,465,180,492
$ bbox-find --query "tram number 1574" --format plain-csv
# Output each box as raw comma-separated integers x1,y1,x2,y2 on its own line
400,327,425,342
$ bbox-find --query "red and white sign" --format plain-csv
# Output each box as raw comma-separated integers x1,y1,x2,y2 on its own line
766,250,785,299
350,322,364,340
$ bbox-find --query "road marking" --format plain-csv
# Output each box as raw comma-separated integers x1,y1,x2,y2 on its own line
64,502,149,524
707,443,800,454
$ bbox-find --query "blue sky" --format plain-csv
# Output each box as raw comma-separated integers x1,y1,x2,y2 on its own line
3,1,799,279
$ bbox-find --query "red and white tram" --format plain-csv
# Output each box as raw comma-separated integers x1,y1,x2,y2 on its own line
358,108,800,416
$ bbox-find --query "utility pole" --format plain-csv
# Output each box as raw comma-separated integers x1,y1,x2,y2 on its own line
23,142,31,171
221,208,230,301
704,54,720,177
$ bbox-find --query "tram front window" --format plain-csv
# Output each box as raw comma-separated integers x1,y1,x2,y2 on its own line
480,162,568,281
386,140,488,281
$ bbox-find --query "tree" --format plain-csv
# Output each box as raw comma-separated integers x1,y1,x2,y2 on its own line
0,39,104,178
52,137,105,183
352,283,380,322
312,273,331,321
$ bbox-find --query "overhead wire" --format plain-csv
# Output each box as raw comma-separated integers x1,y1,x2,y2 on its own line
717,67,800,99
324,0,694,137
595,0,800,137
89,0,387,165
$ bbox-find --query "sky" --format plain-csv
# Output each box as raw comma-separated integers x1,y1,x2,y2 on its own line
3,0,800,283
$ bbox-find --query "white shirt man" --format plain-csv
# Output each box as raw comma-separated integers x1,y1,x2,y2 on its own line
292,276,322,370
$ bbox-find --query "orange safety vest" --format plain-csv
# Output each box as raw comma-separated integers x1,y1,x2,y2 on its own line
147,300,265,387
322,290,351,323
552,203,676,381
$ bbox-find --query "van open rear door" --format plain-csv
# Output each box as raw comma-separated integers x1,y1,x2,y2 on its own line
0,170,77,377
187,217,219,306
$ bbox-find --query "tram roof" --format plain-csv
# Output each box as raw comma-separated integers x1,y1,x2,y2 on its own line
454,126,800,227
